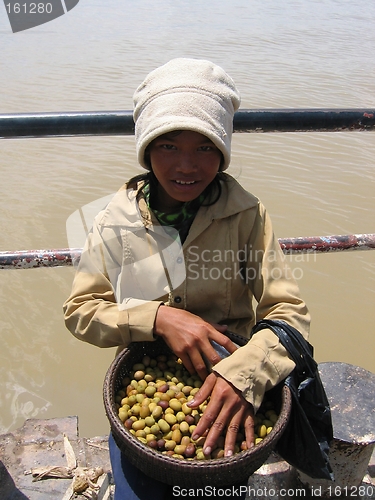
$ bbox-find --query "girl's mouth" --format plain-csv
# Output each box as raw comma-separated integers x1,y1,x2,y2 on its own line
174,180,197,185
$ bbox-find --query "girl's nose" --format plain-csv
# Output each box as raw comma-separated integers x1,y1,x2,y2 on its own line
176,152,196,172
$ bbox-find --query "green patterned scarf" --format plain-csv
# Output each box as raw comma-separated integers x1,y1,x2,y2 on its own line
143,183,205,241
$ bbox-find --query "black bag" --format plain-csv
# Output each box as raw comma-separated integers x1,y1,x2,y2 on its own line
252,319,334,480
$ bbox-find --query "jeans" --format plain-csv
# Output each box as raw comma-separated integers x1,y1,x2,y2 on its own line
108,434,248,500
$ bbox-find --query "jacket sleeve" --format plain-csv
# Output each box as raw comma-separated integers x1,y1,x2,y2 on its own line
63,217,162,348
213,202,310,412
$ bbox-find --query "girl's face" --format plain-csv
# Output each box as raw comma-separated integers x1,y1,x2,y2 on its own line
147,130,222,210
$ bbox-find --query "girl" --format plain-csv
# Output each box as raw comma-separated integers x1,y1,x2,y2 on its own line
64,58,310,499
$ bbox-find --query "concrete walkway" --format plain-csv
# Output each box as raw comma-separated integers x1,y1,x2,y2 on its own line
0,416,113,499
1,416,374,499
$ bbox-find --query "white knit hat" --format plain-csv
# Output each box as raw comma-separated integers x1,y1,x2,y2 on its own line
133,58,241,171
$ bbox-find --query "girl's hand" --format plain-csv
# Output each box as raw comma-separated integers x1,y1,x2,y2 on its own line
187,372,255,457
154,306,237,380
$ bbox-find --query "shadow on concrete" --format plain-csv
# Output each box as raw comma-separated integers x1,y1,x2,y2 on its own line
0,461,29,500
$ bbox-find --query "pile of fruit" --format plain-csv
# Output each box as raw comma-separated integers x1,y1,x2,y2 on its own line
115,353,278,460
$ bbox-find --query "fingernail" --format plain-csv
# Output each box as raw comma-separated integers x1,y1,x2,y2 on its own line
204,446,211,455
186,399,195,407
225,449,233,457
191,434,199,441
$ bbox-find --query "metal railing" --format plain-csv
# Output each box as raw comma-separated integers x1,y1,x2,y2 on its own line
0,234,374,269
1,108,374,268
0,108,374,138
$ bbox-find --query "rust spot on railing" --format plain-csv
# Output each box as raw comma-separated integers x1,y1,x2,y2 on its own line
1,234,374,269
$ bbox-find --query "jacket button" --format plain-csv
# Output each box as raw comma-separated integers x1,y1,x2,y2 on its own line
176,257,183,264
174,296,182,304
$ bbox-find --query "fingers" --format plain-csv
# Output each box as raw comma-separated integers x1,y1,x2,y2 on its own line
243,410,255,450
223,406,255,456
193,402,251,457
187,373,215,408
201,343,225,372
209,328,238,355
211,323,228,334
188,374,254,457
221,337,238,355
223,412,243,456
190,394,225,455
177,352,196,376
187,348,210,380
188,374,226,445
155,308,233,378
183,334,227,379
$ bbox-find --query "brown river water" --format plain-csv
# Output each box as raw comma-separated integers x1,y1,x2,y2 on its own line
0,0,374,437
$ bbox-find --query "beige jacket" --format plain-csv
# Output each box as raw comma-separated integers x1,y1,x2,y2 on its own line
63,174,310,411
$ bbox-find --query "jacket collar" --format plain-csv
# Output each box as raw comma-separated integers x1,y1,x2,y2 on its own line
97,174,258,229
183,174,258,246
97,183,149,228
204,173,258,220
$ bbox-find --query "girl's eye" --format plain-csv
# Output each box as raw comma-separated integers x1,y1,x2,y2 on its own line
160,144,176,150
199,146,214,152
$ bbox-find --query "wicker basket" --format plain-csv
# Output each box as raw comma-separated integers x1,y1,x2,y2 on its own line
103,333,292,487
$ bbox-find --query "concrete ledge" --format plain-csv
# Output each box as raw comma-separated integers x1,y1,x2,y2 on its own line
1,416,374,499
0,416,113,499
